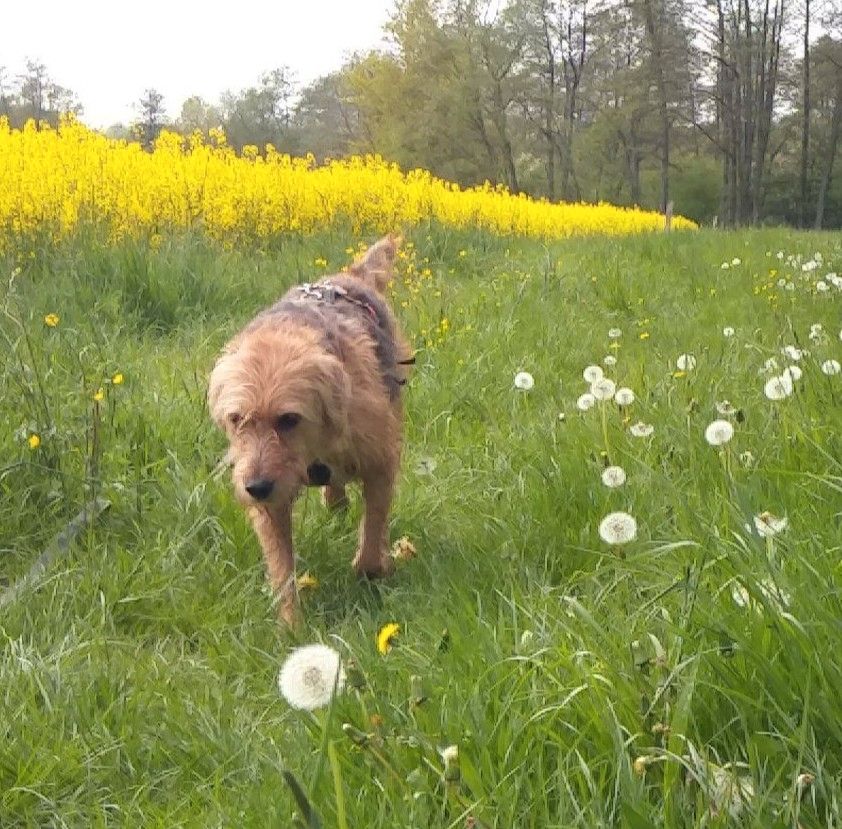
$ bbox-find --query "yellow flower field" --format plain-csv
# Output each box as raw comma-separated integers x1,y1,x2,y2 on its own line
0,117,695,247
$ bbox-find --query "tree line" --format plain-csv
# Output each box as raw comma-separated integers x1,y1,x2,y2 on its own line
3,0,841,228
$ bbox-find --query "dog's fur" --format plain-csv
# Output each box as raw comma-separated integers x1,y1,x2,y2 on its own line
208,236,411,626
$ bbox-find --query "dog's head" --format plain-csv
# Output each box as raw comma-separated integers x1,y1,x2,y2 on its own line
208,325,349,505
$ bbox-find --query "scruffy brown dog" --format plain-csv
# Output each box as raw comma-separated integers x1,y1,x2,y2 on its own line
208,236,412,626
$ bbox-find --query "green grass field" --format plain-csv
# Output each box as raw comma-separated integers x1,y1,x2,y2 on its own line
2,227,842,827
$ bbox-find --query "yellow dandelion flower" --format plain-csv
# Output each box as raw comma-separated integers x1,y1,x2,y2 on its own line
27,433,41,450
639,331,650,340
296,572,319,591
673,370,687,379
377,622,400,655
111,372,124,385
93,388,105,402
44,313,60,327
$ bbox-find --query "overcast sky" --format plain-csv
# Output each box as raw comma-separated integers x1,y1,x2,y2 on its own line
4,0,394,128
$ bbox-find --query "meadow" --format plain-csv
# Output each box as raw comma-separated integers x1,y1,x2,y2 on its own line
2,220,842,828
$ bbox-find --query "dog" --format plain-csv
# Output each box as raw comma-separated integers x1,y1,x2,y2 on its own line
208,235,412,626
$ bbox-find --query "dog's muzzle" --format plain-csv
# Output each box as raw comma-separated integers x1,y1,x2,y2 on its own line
306,462,331,486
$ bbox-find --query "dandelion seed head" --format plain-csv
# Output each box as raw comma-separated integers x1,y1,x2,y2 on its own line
676,353,696,371
278,644,345,710
608,328,622,339
821,359,841,376
754,512,787,537
764,374,792,401
614,387,635,406
514,371,535,390
576,393,596,411
705,419,734,446
601,466,627,488
590,378,616,401
722,326,735,338
629,421,654,437
598,511,637,545
583,365,603,383
603,354,617,367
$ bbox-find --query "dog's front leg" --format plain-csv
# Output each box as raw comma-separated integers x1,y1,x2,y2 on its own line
352,469,396,579
250,503,299,627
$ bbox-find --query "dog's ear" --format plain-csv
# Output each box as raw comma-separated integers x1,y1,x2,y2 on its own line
312,355,350,437
348,234,402,293
208,352,234,430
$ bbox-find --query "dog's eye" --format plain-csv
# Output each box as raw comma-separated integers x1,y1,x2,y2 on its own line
228,413,242,427
275,412,301,432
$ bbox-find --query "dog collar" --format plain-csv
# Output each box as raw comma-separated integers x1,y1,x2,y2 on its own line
298,281,378,321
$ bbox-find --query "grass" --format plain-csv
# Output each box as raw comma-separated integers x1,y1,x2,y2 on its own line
2,225,842,827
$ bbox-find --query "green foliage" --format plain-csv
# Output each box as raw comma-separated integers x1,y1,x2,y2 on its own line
2,226,842,826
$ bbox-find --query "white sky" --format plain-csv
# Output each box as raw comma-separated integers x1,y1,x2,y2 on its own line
3,0,394,128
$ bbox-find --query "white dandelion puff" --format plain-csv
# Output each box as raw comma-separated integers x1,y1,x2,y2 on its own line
762,357,779,373
723,326,735,338
817,281,830,293
710,768,755,819
764,374,793,401
783,365,802,382
822,359,841,376
782,345,803,361
576,393,596,411
601,466,627,488
614,387,635,406
731,257,741,266
590,377,617,401
603,354,617,367
583,365,603,383
599,511,637,545
608,328,622,339
676,353,697,371
629,421,655,437
705,419,734,447
715,400,736,416
753,512,787,537
278,644,345,710
514,371,535,390
720,262,730,270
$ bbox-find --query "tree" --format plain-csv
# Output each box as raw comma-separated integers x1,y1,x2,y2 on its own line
135,88,167,148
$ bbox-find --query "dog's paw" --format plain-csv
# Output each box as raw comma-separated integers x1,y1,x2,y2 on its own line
352,548,395,580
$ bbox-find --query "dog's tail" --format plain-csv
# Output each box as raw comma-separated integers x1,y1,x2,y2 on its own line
347,234,401,294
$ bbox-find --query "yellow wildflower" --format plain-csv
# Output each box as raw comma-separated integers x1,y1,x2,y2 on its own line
27,433,41,450
111,372,124,385
377,622,400,655
639,332,650,340
44,313,60,327
673,370,687,379
93,388,105,402
296,572,319,591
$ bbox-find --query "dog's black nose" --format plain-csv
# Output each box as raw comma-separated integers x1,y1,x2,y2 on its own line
307,462,331,486
245,478,275,500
